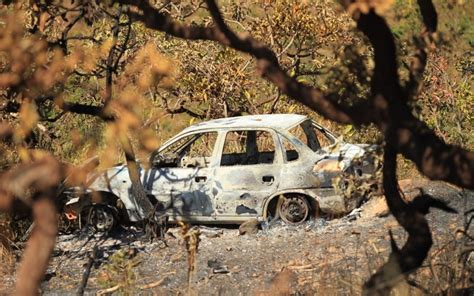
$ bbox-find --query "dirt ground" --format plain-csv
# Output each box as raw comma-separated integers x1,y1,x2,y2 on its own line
2,179,473,295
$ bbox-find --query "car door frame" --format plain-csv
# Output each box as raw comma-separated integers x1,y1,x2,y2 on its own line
211,127,283,221
276,131,322,190
144,129,222,222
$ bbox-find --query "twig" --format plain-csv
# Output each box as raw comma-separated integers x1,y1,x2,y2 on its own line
428,258,443,293
77,246,98,295
20,222,35,241
96,284,122,295
285,264,313,270
139,277,166,290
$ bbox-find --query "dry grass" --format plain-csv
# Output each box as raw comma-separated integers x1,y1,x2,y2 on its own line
0,244,15,274
0,220,15,292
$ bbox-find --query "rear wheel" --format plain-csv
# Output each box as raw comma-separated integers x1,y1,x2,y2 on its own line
278,195,310,224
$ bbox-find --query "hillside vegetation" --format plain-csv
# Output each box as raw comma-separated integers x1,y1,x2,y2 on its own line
1,0,472,173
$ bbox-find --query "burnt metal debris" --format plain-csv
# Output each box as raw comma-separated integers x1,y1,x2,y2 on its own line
61,114,379,230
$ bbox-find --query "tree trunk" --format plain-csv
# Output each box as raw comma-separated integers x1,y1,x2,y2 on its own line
104,5,154,220
118,132,155,218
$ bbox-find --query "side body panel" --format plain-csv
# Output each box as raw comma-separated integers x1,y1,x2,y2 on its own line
143,167,215,219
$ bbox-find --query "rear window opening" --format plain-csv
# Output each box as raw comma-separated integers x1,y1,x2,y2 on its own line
289,120,336,152
281,137,299,162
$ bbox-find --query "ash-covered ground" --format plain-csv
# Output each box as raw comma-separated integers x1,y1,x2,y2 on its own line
3,180,473,295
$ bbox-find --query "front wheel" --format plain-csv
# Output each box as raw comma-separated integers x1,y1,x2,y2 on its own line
84,204,117,232
278,195,310,224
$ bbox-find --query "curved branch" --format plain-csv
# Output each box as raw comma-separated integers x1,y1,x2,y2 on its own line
0,155,63,295
356,10,474,189
396,114,474,189
355,3,464,291
116,0,370,125
357,12,400,102
205,0,369,124
59,102,114,121
404,0,437,98
364,146,433,294
15,196,58,296
417,0,437,33
119,0,218,40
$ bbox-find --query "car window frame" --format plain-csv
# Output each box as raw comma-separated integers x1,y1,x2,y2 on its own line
277,133,302,163
215,128,282,167
151,129,222,168
310,120,337,145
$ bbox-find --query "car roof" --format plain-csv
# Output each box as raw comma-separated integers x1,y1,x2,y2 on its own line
179,114,308,134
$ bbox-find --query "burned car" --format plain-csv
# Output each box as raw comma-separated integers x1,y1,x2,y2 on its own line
63,114,378,230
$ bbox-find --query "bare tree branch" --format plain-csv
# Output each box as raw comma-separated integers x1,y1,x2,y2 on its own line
355,10,474,189
364,145,433,294
0,155,63,295
15,195,58,296
116,0,369,125
351,2,465,292
417,0,438,33
60,102,114,121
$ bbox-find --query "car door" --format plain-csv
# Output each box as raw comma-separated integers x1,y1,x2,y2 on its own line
143,131,218,220
212,129,282,219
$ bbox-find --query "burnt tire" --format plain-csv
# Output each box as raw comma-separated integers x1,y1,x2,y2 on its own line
85,204,117,232
278,195,310,224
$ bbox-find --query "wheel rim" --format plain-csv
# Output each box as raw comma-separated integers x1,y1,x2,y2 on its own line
279,196,309,224
87,205,115,232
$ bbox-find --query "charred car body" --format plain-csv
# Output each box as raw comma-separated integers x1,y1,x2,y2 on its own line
63,114,378,230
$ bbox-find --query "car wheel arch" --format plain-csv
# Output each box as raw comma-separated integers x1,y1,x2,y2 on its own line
67,191,128,217
262,190,321,220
